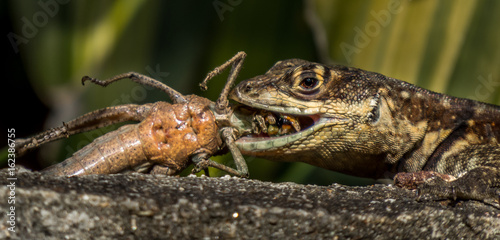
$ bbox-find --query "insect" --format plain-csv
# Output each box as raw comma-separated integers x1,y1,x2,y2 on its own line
248,109,302,136
16,52,251,177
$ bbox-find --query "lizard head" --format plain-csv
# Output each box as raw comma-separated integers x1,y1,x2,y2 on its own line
229,59,385,157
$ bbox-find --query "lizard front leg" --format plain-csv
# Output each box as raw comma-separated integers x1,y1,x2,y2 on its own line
395,145,500,203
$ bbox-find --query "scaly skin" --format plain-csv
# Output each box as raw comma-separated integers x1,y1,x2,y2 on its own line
230,59,500,202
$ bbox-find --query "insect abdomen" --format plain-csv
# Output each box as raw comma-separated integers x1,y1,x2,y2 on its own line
42,124,147,176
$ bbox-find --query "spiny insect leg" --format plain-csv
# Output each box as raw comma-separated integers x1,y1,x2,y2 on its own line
16,104,152,157
199,51,246,114
220,127,249,177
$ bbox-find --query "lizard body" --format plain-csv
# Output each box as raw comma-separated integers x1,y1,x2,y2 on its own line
230,59,500,202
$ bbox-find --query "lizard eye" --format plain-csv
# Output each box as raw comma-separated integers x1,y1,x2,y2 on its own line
296,75,322,95
300,77,318,89
290,65,326,97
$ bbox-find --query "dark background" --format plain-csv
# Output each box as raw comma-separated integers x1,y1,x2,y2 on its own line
3,0,499,185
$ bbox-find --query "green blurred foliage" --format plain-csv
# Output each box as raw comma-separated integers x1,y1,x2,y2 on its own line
4,0,499,186
317,0,500,103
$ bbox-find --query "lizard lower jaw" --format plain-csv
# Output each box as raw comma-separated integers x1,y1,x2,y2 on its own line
235,117,333,151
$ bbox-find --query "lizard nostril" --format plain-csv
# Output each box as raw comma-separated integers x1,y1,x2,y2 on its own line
243,83,252,93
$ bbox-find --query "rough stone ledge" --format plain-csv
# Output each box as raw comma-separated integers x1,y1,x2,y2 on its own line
0,169,499,239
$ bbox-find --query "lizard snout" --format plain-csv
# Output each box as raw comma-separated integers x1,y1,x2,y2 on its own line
230,80,260,100
240,81,255,94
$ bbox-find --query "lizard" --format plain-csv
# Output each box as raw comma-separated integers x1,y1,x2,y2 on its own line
229,58,500,203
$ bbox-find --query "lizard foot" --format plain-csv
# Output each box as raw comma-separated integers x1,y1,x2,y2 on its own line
394,169,500,204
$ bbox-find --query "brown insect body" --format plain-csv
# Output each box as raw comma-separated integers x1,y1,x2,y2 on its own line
140,96,223,172
42,96,222,176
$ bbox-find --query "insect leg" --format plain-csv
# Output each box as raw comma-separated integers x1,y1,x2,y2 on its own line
16,103,152,157
219,127,249,177
150,165,179,176
191,153,211,177
199,51,246,114
190,147,248,178
82,72,187,104
192,155,243,177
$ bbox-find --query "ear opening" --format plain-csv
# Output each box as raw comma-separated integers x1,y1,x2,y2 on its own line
367,92,381,124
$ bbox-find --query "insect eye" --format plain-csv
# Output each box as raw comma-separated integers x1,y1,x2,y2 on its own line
300,77,318,89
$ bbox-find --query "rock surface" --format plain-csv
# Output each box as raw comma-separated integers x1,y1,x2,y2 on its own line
0,168,499,239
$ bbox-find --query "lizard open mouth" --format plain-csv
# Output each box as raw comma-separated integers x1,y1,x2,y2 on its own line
250,109,317,137
230,105,337,152
232,105,320,141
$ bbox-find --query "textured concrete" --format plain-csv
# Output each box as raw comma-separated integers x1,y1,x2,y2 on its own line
0,168,499,239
